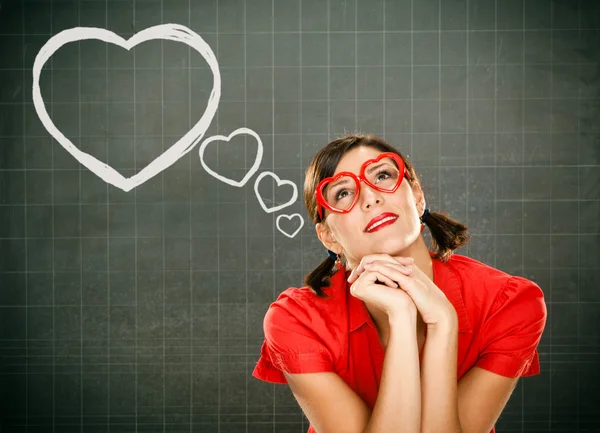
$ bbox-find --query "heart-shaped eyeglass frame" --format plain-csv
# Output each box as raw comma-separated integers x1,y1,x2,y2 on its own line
316,152,411,220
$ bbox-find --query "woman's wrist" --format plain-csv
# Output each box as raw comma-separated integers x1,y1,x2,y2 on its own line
387,308,418,331
386,312,419,354
427,310,459,334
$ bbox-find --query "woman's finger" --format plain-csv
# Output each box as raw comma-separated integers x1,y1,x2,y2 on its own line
350,270,398,298
349,254,394,282
362,268,399,288
365,260,413,276
364,263,421,302
349,260,412,283
365,263,432,311
348,254,414,283
363,262,413,284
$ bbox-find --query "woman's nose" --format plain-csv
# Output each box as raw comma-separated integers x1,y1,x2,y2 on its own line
360,183,383,209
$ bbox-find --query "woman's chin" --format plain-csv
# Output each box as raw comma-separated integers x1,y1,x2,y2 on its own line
370,239,410,256
373,230,420,255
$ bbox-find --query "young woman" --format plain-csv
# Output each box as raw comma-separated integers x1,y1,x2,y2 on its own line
252,135,547,433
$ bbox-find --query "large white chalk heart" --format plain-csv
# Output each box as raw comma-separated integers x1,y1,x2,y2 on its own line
276,213,304,239
199,127,263,187
32,24,221,192
253,171,298,214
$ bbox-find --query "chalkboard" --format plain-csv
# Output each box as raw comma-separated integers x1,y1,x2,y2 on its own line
1,0,599,432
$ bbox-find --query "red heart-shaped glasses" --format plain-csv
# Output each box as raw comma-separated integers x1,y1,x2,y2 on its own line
315,152,411,220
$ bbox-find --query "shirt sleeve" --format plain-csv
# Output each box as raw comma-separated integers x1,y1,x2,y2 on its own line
475,276,548,378
252,296,336,384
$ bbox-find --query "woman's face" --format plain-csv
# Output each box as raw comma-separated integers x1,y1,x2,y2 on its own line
316,146,425,269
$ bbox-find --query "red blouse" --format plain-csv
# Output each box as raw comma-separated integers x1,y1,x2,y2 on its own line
252,253,547,433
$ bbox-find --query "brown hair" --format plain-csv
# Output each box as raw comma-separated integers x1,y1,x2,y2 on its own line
303,134,471,297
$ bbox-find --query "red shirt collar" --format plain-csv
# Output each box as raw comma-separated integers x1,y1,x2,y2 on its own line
336,254,472,334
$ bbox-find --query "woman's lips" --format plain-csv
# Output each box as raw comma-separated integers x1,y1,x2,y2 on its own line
365,215,398,233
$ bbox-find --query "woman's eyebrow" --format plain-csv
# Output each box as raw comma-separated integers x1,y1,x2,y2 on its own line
364,161,390,175
328,177,353,189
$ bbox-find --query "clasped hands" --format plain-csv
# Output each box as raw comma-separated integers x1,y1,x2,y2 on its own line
347,254,458,329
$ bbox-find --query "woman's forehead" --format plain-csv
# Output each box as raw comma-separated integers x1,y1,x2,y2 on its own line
333,146,385,176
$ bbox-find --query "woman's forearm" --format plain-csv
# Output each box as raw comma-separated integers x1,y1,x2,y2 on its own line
363,314,421,433
420,320,462,433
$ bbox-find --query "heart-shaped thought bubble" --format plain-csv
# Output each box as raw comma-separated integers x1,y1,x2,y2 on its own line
32,24,221,192
253,171,298,214
276,213,305,239
198,127,263,187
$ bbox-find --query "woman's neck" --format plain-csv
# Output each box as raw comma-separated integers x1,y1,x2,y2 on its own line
409,235,434,282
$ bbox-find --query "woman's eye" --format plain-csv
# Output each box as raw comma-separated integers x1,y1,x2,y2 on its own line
336,190,348,199
376,171,391,182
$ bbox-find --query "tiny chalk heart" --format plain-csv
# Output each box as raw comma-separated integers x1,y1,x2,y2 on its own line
254,171,298,214
276,213,304,239
198,127,264,188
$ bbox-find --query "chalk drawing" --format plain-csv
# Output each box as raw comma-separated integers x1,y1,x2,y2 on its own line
198,127,263,187
199,127,304,238
32,24,304,238
253,171,298,214
276,213,305,239
32,24,221,192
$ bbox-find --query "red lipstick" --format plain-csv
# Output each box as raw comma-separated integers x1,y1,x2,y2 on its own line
364,212,398,233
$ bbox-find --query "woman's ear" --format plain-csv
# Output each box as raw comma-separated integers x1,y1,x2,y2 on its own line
315,223,341,254
411,180,426,215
